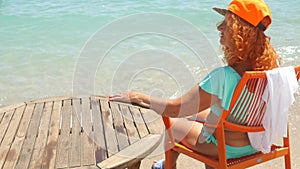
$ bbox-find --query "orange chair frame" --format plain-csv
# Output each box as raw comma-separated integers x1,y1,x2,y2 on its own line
163,65,300,169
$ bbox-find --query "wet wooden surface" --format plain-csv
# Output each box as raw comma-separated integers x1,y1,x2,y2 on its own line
0,95,164,169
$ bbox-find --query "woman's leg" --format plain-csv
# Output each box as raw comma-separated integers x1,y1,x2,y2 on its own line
168,118,218,169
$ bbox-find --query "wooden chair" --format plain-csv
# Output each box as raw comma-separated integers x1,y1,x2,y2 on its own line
162,65,300,169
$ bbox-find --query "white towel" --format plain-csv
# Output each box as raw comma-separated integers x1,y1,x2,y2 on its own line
248,66,298,153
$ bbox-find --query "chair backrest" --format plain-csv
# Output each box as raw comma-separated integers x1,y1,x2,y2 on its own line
224,71,267,127
222,66,300,131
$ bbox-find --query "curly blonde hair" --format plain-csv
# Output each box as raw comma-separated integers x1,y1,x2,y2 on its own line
223,12,281,71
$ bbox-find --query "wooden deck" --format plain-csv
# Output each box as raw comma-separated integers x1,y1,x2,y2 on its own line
0,95,164,169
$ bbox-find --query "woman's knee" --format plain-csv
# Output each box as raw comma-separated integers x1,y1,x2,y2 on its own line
170,118,203,143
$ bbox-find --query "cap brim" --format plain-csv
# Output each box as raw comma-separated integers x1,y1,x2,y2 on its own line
213,7,226,16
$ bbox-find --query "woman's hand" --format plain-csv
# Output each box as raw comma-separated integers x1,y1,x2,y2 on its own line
109,92,151,108
109,92,133,103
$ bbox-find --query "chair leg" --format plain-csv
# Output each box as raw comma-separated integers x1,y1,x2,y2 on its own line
205,164,215,169
283,128,291,169
284,153,291,169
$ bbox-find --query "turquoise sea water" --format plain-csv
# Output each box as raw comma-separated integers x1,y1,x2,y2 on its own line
0,0,300,107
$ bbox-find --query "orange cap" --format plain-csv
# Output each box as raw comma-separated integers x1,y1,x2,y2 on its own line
213,0,272,31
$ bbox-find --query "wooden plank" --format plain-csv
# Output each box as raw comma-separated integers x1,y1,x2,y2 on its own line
110,102,130,151
93,95,109,101
26,96,73,104
0,105,25,168
129,107,149,138
56,99,72,168
0,102,26,114
2,103,35,169
91,97,107,164
81,97,95,166
15,103,44,168
28,101,53,169
72,165,99,169
97,134,162,169
41,100,62,169
119,105,140,144
69,99,82,168
0,112,4,123
0,110,14,145
99,100,118,156
140,108,164,134
27,96,95,105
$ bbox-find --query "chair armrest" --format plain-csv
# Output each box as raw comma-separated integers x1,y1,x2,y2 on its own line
224,121,265,132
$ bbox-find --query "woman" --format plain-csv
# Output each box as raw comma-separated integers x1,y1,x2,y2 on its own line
109,0,281,168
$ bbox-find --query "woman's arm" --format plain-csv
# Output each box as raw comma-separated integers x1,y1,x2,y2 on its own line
109,85,213,118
